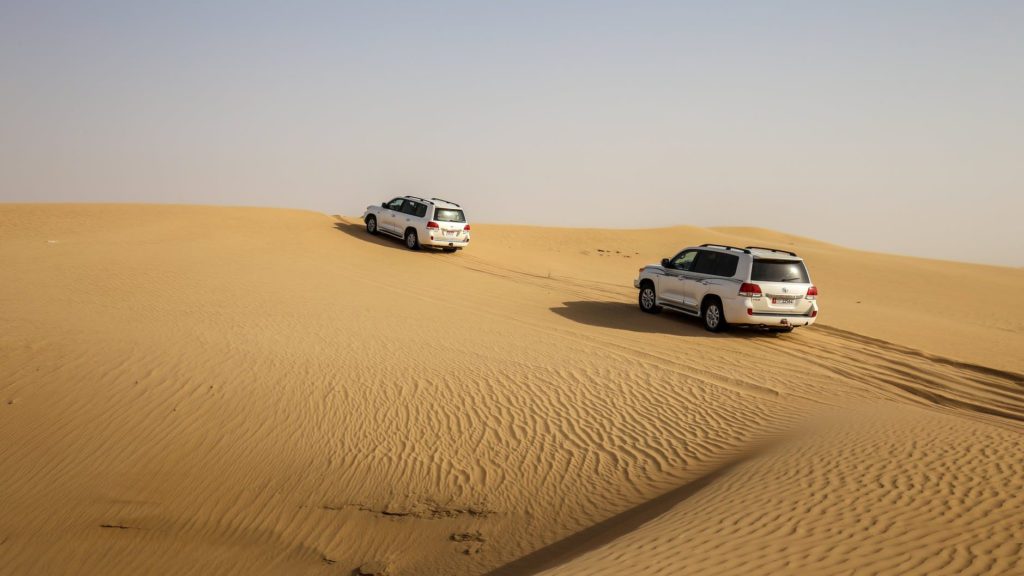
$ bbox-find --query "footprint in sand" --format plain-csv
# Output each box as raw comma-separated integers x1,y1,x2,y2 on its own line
452,531,486,555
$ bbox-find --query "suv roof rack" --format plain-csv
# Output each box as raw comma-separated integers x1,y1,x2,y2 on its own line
699,243,751,254
403,195,431,204
431,197,460,207
745,246,798,257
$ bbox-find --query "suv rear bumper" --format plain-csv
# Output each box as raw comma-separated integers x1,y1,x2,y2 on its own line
724,299,818,328
422,236,470,248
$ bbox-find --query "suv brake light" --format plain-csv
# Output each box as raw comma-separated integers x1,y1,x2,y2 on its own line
463,224,471,231
739,283,762,297
426,221,439,229
806,286,818,300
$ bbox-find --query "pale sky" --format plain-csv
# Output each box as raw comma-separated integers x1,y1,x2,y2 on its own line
2,1,1021,265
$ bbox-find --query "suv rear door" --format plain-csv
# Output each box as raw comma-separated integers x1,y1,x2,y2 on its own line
748,258,814,315
687,251,740,309
400,200,426,232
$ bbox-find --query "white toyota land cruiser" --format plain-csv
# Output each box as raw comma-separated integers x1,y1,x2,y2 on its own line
634,244,818,333
363,196,471,252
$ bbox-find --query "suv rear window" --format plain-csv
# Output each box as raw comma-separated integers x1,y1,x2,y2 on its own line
434,208,465,223
751,259,810,283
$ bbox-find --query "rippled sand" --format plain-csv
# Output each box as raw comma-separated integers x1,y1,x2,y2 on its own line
1,204,1020,575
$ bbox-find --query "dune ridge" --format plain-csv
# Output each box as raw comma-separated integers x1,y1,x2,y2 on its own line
1,204,1020,575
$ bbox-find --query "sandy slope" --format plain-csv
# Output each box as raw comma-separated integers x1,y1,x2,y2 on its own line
0,204,1020,576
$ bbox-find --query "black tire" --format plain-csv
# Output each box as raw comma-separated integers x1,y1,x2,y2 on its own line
638,282,662,314
702,298,727,332
404,228,420,250
365,215,378,235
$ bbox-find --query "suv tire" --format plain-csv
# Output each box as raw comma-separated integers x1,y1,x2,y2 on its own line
365,215,378,235
638,282,662,314
404,228,420,250
702,298,727,332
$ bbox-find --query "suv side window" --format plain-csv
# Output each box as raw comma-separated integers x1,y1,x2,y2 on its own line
714,253,739,277
670,250,698,271
692,250,719,275
693,251,740,277
401,201,422,216
386,198,405,211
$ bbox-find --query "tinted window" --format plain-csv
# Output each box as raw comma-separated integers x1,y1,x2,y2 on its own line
692,251,718,275
669,250,697,271
434,208,466,222
714,254,739,277
751,259,810,283
386,198,405,211
693,251,739,277
402,201,425,217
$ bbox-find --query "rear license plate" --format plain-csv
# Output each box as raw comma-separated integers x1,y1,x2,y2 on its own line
444,231,457,237
772,297,795,305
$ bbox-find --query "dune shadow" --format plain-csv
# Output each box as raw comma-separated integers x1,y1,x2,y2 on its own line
332,218,452,254
484,446,773,575
551,301,768,339
332,218,401,249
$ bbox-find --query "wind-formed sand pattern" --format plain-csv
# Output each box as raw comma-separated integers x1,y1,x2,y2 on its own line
1,205,1021,575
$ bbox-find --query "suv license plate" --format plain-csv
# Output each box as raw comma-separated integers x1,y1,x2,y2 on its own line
773,297,795,305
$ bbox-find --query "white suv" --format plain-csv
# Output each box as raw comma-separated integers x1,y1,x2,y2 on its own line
363,196,471,252
634,244,819,332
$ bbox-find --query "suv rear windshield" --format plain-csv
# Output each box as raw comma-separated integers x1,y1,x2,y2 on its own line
434,208,465,223
751,259,810,283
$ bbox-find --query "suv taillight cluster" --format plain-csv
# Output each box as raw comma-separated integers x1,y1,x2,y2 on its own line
738,283,762,297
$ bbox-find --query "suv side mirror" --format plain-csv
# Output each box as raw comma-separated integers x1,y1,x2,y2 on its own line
661,258,672,268
382,202,388,208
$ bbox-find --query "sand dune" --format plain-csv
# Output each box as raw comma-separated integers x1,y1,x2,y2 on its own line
0,204,1020,575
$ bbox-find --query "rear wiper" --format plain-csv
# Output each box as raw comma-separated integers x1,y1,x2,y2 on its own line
780,277,802,282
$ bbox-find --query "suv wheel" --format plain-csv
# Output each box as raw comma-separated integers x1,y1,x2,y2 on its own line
365,215,378,235
404,228,420,250
638,283,661,314
702,298,727,332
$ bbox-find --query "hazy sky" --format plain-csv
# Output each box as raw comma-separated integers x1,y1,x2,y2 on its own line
2,1,1021,265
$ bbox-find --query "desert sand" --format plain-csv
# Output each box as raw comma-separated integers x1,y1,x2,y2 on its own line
1,204,1021,575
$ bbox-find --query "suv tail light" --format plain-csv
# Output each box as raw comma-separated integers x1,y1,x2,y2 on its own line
426,221,439,229
806,286,818,300
739,283,762,297
463,224,471,231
